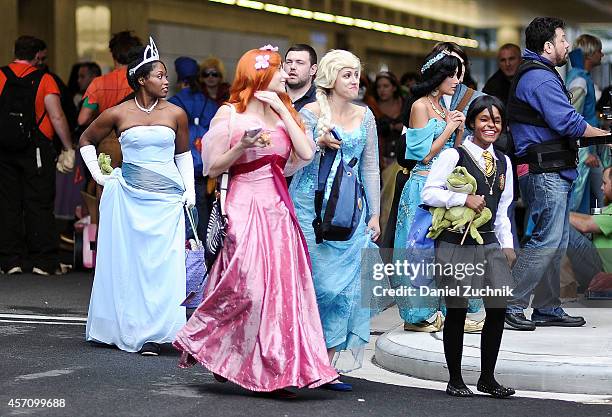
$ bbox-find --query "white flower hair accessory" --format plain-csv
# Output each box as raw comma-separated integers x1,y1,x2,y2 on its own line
255,54,270,70
129,36,160,76
259,44,278,52
420,50,451,74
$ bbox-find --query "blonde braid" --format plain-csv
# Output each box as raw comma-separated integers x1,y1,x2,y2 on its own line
315,87,333,143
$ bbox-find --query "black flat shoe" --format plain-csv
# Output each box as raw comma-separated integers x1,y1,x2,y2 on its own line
477,381,515,398
139,342,160,356
446,383,473,397
213,373,228,383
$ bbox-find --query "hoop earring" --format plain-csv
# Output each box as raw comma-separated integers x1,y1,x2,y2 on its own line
430,89,439,97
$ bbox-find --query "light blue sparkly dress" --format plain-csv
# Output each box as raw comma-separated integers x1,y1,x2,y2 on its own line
289,107,380,372
393,118,451,324
86,126,186,352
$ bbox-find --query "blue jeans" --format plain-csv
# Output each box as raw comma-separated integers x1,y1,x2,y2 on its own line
518,175,535,240
507,173,572,314
567,226,603,291
508,201,520,250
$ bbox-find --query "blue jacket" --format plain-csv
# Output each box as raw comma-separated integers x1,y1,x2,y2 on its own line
168,88,219,177
511,49,587,181
566,49,599,127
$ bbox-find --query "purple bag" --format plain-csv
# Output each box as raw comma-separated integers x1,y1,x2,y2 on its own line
182,206,207,308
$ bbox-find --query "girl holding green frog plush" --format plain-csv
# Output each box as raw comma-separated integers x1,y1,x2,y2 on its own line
421,95,516,398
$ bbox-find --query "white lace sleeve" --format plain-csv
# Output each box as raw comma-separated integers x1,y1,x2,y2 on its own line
360,108,381,215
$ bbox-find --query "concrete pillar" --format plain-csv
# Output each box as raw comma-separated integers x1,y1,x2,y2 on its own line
110,0,149,41
497,25,521,49
17,0,77,80
53,0,77,81
0,0,18,65
18,0,53,50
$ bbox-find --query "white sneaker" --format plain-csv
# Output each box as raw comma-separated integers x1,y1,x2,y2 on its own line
58,263,72,274
32,265,70,276
7,266,23,275
32,267,51,276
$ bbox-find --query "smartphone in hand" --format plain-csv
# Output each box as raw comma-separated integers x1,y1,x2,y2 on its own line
245,127,263,138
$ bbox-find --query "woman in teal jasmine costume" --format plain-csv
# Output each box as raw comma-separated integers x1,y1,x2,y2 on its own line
392,50,466,331
289,50,381,390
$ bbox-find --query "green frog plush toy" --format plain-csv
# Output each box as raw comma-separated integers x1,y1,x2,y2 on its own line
426,166,492,244
98,153,113,175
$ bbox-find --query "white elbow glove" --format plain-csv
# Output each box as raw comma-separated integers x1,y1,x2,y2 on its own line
80,145,107,186
175,151,196,208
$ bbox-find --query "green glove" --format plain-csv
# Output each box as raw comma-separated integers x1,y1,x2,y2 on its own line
98,153,113,175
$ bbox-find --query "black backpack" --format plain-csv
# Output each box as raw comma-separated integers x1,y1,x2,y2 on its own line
0,66,46,151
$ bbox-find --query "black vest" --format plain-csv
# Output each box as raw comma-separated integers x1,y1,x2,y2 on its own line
456,146,506,233
506,59,571,127
506,59,577,173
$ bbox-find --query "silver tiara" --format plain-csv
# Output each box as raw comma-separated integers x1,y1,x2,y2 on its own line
420,50,451,74
129,36,160,76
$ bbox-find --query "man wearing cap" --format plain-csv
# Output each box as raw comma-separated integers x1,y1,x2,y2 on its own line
168,57,219,241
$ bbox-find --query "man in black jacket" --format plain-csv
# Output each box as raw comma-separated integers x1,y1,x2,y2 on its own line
483,44,521,105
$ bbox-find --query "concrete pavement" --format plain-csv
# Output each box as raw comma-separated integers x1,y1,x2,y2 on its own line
372,303,612,397
1,271,611,417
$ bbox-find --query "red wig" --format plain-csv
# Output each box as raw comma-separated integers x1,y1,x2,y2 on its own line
228,49,303,129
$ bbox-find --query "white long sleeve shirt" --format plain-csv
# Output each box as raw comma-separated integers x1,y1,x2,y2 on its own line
421,138,514,249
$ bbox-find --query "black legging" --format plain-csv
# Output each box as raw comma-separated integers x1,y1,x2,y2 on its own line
443,296,506,387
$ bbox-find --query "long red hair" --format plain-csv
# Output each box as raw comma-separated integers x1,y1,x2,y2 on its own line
228,49,304,129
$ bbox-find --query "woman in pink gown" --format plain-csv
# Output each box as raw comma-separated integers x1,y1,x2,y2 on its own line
173,46,338,395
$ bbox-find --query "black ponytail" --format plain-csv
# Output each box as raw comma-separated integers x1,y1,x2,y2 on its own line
411,53,462,98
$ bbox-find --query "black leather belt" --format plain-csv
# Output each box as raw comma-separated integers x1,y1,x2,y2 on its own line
437,229,498,246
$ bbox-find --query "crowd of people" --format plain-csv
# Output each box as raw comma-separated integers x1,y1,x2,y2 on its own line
1,16,611,400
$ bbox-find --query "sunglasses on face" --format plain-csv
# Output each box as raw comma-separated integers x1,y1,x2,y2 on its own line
202,71,220,78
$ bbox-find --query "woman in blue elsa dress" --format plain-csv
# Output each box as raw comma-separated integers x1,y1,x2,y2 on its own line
289,50,380,391
79,39,193,356
393,50,466,331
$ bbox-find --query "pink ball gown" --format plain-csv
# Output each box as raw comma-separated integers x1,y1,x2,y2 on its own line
173,105,338,392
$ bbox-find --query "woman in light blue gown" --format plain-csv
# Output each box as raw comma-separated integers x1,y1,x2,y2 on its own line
289,50,381,388
393,50,466,330
79,39,194,355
